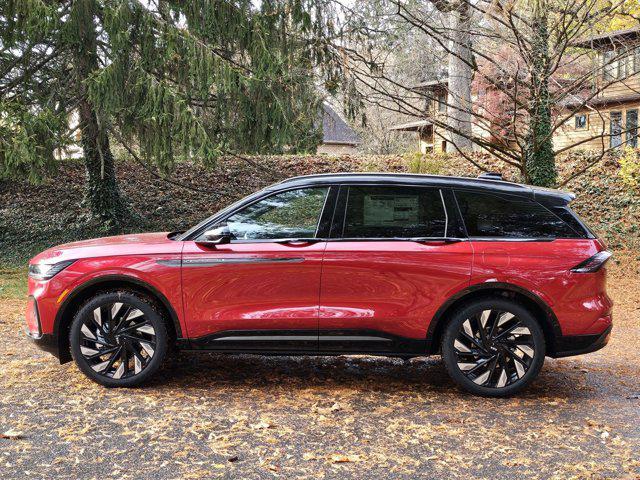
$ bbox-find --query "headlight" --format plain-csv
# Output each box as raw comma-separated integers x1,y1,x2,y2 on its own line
28,260,75,280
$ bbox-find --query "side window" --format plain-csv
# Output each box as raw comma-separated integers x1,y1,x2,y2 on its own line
342,186,447,238
226,187,329,240
454,190,579,239
574,113,587,130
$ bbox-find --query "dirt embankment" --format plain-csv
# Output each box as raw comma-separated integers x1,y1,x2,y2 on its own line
1,153,638,265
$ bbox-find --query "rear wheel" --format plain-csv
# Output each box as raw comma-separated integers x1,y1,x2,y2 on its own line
69,291,168,387
441,298,545,397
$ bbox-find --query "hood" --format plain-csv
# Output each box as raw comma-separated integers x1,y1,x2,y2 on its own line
30,232,180,264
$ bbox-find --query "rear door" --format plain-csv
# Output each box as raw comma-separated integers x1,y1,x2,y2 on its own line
181,186,336,352
318,184,473,354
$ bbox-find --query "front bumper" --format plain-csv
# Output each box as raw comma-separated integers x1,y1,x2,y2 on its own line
26,331,60,358
25,295,61,360
551,324,612,358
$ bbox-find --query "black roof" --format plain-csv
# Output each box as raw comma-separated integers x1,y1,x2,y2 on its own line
268,173,575,205
321,104,361,145
571,26,640,49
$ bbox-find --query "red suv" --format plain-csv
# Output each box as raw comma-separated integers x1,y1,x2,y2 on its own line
26,173,612,396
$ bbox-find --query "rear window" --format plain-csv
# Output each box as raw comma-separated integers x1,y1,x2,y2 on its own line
454,190,581,239
550,206,594,238
342,186,447,238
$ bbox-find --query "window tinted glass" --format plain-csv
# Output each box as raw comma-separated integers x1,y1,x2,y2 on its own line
626,109,638,147
226,187,328,240
455,190,578,238
611,111,623,148
551,206,591,238
342,186,446,238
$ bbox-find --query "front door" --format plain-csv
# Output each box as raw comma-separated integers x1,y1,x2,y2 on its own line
318,185,473,354
611,111,622,148
181,186,333,352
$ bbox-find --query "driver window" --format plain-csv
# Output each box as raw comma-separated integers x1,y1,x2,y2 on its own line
226,187,329,240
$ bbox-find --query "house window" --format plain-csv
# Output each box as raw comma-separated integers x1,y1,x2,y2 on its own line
603,50,619,80
634,47,640,73
610,111,623,148
626,109,638,148
575,113,588,130
436,92,447,113
619,51,630,78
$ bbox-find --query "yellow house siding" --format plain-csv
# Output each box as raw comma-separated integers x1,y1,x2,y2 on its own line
554,101,640,151
316,143,359,155
597,75,640,100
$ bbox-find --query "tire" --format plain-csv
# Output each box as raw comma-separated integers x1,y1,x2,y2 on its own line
441,298,545,397
69,290,169,387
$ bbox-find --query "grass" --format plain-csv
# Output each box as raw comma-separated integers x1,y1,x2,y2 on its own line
0,266,27,300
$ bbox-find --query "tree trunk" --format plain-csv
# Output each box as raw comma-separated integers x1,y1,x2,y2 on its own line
77,101,127,226
523,0,557,187
73,0,127,227
446,0,474,153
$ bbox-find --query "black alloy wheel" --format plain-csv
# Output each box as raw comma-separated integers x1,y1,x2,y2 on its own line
70,291,168,387
441,298,545,397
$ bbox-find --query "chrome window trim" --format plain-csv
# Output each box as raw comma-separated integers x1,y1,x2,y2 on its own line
158,257,306,267
440,189,448,237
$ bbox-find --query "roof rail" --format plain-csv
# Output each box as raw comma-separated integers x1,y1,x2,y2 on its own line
478,172,504,181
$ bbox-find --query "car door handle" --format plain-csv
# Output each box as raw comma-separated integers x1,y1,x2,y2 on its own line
277,238,323,245
406,237,466,244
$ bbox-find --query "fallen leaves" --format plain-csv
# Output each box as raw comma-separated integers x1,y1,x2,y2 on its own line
0,429,23,440
329,453,361,463
249,420,275,430
0,255,639,478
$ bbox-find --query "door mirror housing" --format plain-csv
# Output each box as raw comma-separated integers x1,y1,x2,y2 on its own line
197,224,232,245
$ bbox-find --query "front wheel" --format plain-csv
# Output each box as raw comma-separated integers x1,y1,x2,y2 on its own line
69,291,168,387
441,298,545,397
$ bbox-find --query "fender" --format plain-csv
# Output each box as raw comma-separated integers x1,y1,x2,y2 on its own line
54,274,183,348
424,281,562,354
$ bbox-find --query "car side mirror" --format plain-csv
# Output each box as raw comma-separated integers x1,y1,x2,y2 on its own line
197,224,232,246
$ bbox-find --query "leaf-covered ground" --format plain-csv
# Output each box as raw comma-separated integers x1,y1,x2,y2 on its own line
0,256,639,479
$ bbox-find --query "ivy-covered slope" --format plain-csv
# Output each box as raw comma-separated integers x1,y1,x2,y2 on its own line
1,153,638,266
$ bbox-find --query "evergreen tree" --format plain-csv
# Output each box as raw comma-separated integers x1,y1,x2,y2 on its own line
1,0,337,228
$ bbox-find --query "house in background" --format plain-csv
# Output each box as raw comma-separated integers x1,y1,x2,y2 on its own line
389,79,502,154
393,27,640,155
389,80,449,154
317,103,361,155
556,27,640,151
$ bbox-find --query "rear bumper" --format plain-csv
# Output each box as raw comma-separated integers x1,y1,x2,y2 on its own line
551,324,612,358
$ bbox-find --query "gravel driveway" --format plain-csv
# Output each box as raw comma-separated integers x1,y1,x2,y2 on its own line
1,258,639,480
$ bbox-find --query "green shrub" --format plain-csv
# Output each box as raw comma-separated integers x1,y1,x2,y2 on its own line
619,147,640,190
360,157,385,172
405,153,446,175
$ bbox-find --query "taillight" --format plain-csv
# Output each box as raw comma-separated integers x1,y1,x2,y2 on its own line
571,251,612,273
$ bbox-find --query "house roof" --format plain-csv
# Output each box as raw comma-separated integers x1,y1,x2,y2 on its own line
561,92,640,109
321,104,361,145
388,120,433,132
412,79,448,91
571,26,640,49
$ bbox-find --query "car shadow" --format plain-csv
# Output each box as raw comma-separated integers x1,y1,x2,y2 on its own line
146,351,617,401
